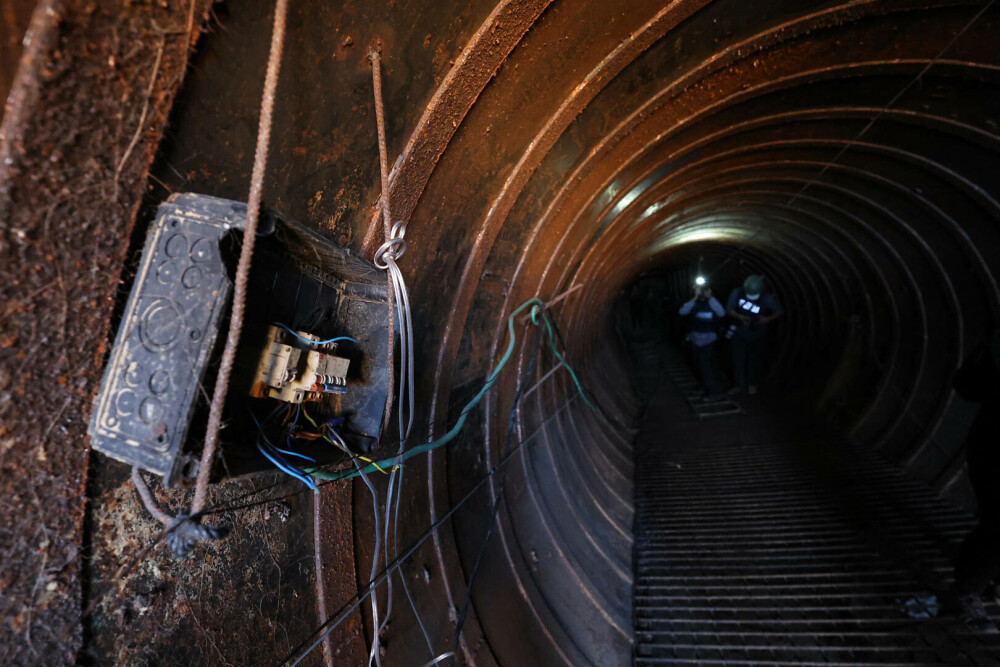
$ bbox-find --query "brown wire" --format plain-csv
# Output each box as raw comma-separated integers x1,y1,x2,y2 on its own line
369,45,398,440
191,0,289,515
131,467,172,526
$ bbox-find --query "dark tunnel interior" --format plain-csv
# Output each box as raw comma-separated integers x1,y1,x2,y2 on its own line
2,0,1000,665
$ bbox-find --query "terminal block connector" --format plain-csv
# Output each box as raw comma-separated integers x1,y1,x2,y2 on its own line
252,325,351,403
89,192,391,487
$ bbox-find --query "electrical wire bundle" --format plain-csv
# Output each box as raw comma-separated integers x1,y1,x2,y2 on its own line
252,398,404,667
279,296,613,666
448,320,543,664
306,297,609,484
370,217,420,667
120,291,609,665
303,297,610,664
251,404,317,492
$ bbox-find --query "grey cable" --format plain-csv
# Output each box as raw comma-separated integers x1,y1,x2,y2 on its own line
313,488,335,667
422,653,455,667
131,467,172,526
282,394,580,667
373,221,418,660
330,431,383,667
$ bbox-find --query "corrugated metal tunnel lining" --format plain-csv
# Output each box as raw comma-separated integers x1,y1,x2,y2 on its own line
2,0,1000,665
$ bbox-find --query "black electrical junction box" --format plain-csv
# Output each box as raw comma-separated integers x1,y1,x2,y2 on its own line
88,193,389,486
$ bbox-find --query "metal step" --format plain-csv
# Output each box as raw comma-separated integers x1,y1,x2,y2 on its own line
632,364,1000,665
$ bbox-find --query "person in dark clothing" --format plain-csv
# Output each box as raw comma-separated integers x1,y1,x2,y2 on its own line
952,330,1000,631
679,283,726,401
726,275,783,395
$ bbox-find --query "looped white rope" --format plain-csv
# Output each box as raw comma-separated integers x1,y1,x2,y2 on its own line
373,221,407,269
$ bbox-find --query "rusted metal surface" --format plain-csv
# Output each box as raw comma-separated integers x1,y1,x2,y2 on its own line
359,0,553,256
315,482,367,666
0,0,36,111
0,1,212,664
4,0,1000,664
512,3,999,472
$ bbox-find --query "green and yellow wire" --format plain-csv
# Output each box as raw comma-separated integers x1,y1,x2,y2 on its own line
305,297,608,483
301,406,396,475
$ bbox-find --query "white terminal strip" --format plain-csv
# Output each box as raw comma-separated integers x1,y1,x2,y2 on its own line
251,325,351,404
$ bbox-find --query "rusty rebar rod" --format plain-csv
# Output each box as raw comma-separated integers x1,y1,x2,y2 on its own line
369,45,399,443
191,0,289,515
370,46,392,239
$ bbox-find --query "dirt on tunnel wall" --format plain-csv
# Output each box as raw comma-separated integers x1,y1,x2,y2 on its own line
2,1,1000,665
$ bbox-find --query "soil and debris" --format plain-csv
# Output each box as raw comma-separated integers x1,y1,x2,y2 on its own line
0,2,373,664
0,1,213,663
0,0,489,661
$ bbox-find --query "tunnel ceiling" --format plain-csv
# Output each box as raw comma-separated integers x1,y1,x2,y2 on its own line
3,0,1000,665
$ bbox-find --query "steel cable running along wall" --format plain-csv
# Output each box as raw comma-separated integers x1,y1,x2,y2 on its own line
375,1,1000,662
6,0,1000,664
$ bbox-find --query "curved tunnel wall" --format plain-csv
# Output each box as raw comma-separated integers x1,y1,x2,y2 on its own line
9,0,999,664
394,2,1000,660
389,1,1000,662
153,0,1000,664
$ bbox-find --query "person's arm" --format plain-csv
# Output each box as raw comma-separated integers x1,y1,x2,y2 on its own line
709,297,725,317
725,290,747,323
760,294,783,324
678,299,696,315
728,305,750,324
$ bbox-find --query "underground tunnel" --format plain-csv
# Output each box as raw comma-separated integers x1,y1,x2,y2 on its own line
2,0,1000,664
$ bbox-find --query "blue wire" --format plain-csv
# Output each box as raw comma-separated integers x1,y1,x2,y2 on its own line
255,429,315,488
249,408,317,488
273,322,357,345
256,440,317,490
264,443,316,489
272,445,316,463
250,407,317,462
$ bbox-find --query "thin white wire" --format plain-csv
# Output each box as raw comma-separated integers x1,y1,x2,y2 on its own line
372,220,421,662
378,248,436,652
392,456,436,656
363,222,417,663
329,431,384,667
375,221,415,441
422,652,455,667
387,238,435,656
